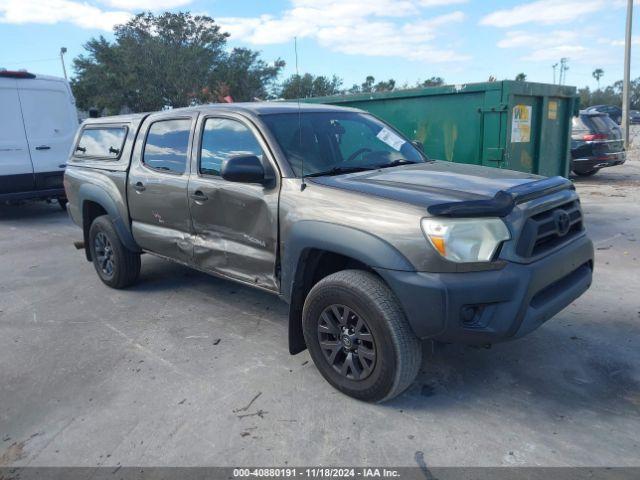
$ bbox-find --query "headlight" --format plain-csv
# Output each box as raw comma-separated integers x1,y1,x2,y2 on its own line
421,217,510,263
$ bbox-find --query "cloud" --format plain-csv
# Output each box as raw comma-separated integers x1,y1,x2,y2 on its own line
0,0,131,30
101,0,193,9
480,0,607,28
497,30,581,50
419,0,467,5
496,29,619,65
607,35,640,47
219,0,468,63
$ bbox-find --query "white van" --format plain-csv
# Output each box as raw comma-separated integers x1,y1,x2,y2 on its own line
0,70,78,208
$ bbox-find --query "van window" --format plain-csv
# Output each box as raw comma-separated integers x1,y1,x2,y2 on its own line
200,118,264,176
76,127,127,159
143,119,191,174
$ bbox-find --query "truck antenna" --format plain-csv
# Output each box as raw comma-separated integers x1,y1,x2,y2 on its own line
295,37,306,191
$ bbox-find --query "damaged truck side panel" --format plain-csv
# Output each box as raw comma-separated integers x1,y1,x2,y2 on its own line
64,103,593,402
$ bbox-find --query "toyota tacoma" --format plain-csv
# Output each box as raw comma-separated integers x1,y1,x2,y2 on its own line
64,103,594,402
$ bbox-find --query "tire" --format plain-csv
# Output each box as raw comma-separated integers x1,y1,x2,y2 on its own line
302,269,422,402
58,197,68,211
573,169,599,177
88,215,141,289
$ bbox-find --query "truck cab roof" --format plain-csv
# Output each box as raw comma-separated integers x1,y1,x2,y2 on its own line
82,102,363,125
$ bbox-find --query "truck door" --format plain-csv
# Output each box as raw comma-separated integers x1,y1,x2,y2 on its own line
0,79,34,195
127,113,197,263
17,79,78,190
187,114,279,291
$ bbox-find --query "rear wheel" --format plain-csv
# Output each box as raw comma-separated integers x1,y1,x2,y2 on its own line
573,169,599,177
302,270,422,402
88,215,140,289
58,197,68,211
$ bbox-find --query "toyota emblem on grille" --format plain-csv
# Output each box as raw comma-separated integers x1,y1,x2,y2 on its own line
554,210,571,236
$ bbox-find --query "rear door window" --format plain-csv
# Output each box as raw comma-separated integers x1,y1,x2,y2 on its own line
585,115,611,133
143,119,192,174
75,127,127,159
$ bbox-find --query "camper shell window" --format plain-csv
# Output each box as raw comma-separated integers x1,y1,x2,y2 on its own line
75,126,128,160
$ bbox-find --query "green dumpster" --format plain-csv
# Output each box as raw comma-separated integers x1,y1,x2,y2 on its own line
304,81,578,177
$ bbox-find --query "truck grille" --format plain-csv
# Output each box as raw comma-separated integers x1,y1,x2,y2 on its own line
516,200,583,258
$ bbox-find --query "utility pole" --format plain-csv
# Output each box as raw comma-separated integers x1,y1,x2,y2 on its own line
59,47,68,80
622,0,633,150
559,58,569,85
552,63,558,84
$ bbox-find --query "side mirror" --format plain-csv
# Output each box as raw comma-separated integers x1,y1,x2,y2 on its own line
221,155,266,184
412,140,424,152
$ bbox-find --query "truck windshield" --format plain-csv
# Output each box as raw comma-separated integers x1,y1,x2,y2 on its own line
261,111,427,177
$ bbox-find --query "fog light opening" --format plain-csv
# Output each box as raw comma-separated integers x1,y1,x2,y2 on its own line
461,306,478,325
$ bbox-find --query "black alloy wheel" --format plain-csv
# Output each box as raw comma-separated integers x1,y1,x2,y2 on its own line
93,231,115,278
317,304,376,381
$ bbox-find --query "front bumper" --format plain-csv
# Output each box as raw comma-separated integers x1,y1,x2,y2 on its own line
376,234,594,344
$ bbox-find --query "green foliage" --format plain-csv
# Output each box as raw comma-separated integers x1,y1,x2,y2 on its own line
577,77,640,110
420,76,445,87
213,48,286,102
72,12,284,113
515,73,527,81
280,73,446,99
374,79,396,92
348,76,396,94
592,68,604,89
279,73,343,99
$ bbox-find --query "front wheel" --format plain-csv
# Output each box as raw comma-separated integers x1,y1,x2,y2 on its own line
88,215,141,289
302,270,422,402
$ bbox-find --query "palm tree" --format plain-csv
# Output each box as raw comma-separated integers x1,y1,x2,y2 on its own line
592,68,604,90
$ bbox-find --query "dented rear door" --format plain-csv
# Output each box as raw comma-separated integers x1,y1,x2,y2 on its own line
127,112,198,263
188,113,279,291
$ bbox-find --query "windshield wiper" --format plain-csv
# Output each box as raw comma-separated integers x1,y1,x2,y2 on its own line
305,166,376,178
374,159,418,169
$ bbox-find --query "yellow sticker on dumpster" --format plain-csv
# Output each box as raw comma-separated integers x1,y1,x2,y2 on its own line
511,104,532,143
548,100,558,120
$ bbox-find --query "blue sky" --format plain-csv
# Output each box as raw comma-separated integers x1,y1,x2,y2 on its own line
1,0,638,90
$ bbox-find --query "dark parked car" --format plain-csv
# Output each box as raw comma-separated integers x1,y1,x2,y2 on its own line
584,105,622,124
630,110,640,125
571,111,625,176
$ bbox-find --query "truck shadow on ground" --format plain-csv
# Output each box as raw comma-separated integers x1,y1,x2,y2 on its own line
129,256,640,418
391,332,640,417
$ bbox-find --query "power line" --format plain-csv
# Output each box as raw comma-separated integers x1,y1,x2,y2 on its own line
0,57,59,66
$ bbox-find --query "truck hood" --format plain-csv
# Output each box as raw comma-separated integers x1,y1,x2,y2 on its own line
309,161,569,213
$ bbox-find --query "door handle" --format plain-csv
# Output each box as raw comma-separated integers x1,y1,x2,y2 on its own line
35,145,50,150
190,190,208,202
133,182,146,192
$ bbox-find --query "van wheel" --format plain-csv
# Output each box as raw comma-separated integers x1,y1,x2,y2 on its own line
88,215,140,289
58,197,68,211
302,270,422,402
